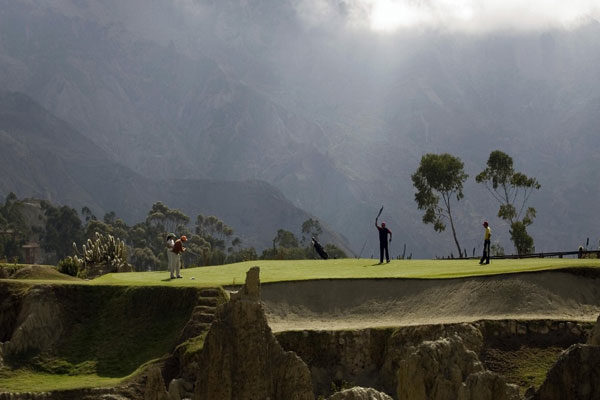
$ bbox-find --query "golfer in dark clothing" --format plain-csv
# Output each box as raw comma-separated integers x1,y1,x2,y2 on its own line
375,218,392,263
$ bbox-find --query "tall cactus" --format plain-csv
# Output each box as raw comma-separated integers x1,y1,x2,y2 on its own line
72,232,132,278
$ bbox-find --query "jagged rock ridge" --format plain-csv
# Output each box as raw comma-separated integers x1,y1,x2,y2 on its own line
532,314,600,400
192,267,314,400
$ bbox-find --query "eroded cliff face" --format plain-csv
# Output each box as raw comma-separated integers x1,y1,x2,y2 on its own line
191,267,315,400
326,387,393,400
381,324,485,395
276,319,593,399
587,314,600,346
2,286,64,359
3,271,600,400
396,335,520,400
532,315,600,400
0,282,202,400
534,344,600,400
161,268,405,400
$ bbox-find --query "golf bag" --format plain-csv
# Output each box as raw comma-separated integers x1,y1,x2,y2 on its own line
311,237,328,260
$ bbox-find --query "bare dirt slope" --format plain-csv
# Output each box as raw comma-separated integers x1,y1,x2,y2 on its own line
261,270,600,332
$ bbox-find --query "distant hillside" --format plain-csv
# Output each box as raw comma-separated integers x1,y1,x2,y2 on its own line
1,1,599,256
0,0,367,252
0,92,352,253
0,91,144,213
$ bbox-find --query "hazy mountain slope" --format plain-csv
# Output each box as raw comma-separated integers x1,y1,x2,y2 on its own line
197,9,600,255
0,91,352,252
190,4,600,255
0,0,364,245
0,0,428,255
0,0,599,256
0,91,146,213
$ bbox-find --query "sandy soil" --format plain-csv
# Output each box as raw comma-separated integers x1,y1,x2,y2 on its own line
261,270,600,332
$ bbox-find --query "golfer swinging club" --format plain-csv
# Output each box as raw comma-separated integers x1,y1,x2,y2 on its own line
375,206,392,263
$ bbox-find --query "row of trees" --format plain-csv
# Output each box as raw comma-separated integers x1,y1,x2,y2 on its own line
0,193,31,261
79,205,346,265
412,150,540,256
0,194,85,263
77,202,248,270
261,218,346,260
0,195,248,268
0,194,346,268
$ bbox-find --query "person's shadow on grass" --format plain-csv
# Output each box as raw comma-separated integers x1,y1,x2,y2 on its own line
364,262,384,267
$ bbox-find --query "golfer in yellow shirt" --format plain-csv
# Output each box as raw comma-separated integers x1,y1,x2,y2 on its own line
479,221,491,265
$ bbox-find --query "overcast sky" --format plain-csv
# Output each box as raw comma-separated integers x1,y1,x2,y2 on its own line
294,0,600,33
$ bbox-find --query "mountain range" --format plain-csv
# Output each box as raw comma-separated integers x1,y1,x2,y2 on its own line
0,0,599,256
0,91,351,252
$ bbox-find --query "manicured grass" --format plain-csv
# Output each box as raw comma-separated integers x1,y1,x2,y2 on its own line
89,258,600,288
0,369,122,393
4,259,599,289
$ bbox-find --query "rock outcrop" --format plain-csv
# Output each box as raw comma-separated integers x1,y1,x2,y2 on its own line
396,335,520,400
0,388,139,400
143,367,169,400
192,267,314,400
587,314,600,346
534,345,600,400
396,335,482,400
462,370,521,400
0,393,52,399
167,378,194,400
532,313,600,400
327,387,393,400
381,323,483,394
276,328,392,396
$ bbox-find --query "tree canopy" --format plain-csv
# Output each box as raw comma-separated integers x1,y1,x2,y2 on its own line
476,150,541,254
0,193,29,260
412,153,468,257
41,203,83,261
301,218,323,244
2,195,346,265
261,219,346,260
272,229,299,249
146,201,190,233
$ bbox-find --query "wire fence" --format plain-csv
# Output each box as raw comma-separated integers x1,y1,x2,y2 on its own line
465,249,600,260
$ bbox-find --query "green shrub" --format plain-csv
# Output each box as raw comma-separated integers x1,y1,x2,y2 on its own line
57,256,82,277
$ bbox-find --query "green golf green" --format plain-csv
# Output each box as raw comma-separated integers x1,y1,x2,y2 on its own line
90,258,600,287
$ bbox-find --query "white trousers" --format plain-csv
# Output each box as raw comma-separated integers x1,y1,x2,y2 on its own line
174,254,181,277
167,250,178,277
